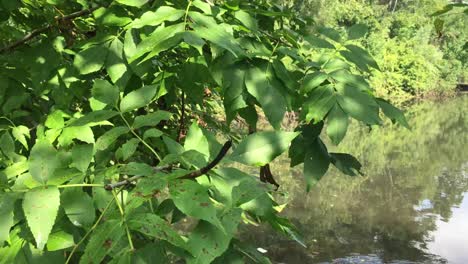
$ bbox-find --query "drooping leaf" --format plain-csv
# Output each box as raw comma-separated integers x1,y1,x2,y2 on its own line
347,24,368,40
336,85,381,125
71,144,94,172
61,188,96,227
133,111,172,129
303,139,330,191
105,38,130,85
170,179,224,231
92,79,120,106
23,186,60,250
234,10,258,31
131,6,184,28
377,99,410,129
302,84,336,123
120,84,158,113
326,104,348,145
229,131,299,166
340,44,379,72
80,219,125,264
330,153,362,176
244,65,287,129
96,126,129,150
28,141,59,185
0,193,16,244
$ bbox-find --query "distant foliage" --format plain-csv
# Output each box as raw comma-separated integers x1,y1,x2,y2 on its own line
0,0,407,263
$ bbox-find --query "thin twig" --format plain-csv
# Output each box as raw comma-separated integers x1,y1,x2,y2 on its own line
0,6,101,53
180,141,232,179
177,92,186,142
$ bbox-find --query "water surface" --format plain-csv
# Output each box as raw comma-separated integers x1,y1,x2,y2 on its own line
242,96,468,263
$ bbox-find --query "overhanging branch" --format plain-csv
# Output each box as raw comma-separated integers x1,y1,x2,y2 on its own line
0,6,101,53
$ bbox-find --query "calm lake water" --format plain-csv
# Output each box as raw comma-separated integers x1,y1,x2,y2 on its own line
242,96,468,263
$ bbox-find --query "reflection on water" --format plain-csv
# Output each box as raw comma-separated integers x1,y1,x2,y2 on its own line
242,96,468,263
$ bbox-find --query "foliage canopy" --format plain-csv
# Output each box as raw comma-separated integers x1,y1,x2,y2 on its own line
0,0,408,262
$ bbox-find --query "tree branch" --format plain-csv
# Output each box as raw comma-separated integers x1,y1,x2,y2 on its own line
104,165,172,191
180,140,232,179
0,5,101,53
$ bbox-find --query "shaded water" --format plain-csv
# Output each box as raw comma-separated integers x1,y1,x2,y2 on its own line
242,96,468,263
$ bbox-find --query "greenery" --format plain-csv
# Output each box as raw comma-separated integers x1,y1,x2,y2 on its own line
288,0,468,102
0,0,411,263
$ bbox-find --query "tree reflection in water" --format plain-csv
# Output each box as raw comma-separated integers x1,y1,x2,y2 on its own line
241,96,468,263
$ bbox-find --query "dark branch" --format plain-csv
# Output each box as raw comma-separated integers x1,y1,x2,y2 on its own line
0,6,101,53
104,165,172,191
180,140,232,179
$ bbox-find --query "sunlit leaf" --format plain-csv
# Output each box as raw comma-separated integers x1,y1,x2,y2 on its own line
28,141,59,185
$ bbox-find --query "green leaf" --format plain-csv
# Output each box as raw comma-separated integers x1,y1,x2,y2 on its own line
302,85,336,123
80,219,125,264
302,71,328,93
92,79,120,106
347,24,368,40
131,6,185,28
0,193,16,244
336,85,381,125
186,208,242,264
234,10,258,31
71,144,94,173
45,111,65,129
190,12,243,57
326,104,348,145
303,139,330,191
163,135,185,155
69,110,118,127
23,186,60,250
133,111,172,129
120,84,158,113
116,138,139,160
93,6,132,26
184,122,210,159
73,45,109,75
318,26,341,42
46,230,74,251
304,35,335,49
143,128,163,140
61,188,96,227
229,131,299,166
170,179,224,231
128,213,187,249
58,126,94,147
330,153,362,176
11,125,30,150
28,141,59,185
106,38,130,85
0,132,14,157
115,0,148,7
340,45,379,72
329,69,370,91
377,99,410,129
244,65,287,129
129,23,184,63
96,126,129,150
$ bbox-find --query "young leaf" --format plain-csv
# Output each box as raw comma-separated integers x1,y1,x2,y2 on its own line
120,84,158,113
133,111,172,129
92,79,120,106
169,180,224,231
80,219,125,264
326,104,348,145
229,131,299,166
61,188,96,227
95,126,129,150
23,186,60,250
11,125,30,150
28,141,59,185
